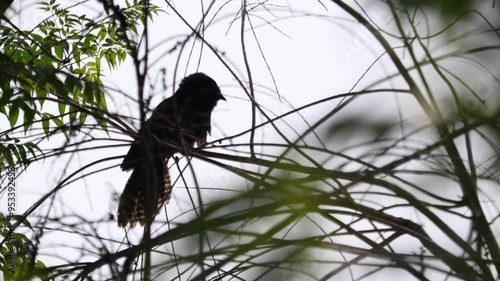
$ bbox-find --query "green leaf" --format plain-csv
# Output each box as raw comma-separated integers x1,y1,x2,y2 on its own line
96,90,107,110
8,103,19,128
69,105,76,124
83,83,94,104
10,215,33,230
15,144,27,165
58,100,66,116
0,144,14,167
96,115,108,134
55,43,64,59
36,84,49,108
51,116,64,128
64,75,76,93
72,46,81,66
98,25,107,40
17,145,28,161
51,117,68,138
51,76,67,95
23,105,36,134
25,142,43,162
5,144,17,166
74,80,82,100
42,117,50,136
79,111,87,125
34,260,49,280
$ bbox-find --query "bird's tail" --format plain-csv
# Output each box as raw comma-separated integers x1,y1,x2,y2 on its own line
117,159,173,228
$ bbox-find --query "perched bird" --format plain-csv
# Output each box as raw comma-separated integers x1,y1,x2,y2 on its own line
117,73,225,228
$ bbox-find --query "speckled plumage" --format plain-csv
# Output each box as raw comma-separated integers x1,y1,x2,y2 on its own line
118,73,225,228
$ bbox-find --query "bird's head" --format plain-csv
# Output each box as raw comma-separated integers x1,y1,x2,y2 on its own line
177,73,226,109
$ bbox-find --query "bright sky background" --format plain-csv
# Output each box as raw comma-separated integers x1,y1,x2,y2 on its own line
1,0,499,280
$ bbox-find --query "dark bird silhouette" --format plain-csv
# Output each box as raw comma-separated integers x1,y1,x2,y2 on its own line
117,73,225,228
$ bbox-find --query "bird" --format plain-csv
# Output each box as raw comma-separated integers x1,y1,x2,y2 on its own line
117,72,225,228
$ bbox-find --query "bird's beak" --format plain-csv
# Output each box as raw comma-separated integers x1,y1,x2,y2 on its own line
219,93,227,101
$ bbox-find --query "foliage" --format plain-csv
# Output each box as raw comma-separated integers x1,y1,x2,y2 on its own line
0,214,47,281
0,0,161,168
0,0,160,279
1,0,499,281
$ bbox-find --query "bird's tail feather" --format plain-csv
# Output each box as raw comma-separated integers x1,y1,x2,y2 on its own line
117,159,172,228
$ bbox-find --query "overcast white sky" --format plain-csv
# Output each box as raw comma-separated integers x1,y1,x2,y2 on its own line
1,0,499,280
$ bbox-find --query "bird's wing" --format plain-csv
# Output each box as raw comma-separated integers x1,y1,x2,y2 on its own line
120,96,177,171
195,113,212,147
